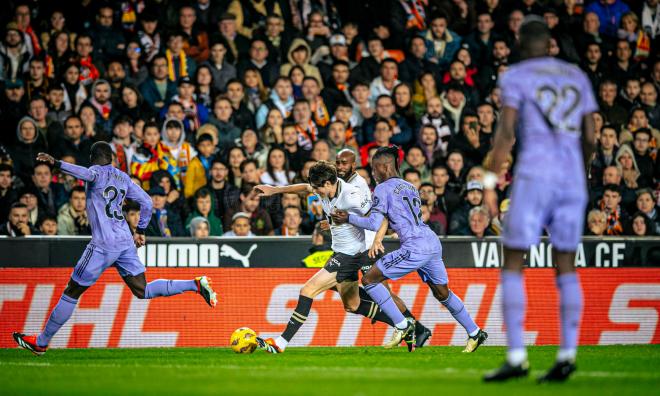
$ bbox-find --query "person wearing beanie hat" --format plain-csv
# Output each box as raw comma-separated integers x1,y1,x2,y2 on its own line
131,120,180,190
185,187,224,236
0,22,31,81
160,116,196,180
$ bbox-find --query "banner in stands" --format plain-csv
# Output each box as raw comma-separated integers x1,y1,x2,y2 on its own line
0,237,659,268
1,268,658,348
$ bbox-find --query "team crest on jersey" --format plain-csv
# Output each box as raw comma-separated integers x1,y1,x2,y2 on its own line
372,196,379,207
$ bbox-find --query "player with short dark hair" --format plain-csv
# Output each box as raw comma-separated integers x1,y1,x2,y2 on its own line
12,142,218,356
331,146,487,351
482,18,598,382
252,153,431,353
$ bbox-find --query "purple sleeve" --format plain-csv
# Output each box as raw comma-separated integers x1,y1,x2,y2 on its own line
126,179,153,231
498,70,523,110
59,162,97,183
349,210,385,232
347,185,387,231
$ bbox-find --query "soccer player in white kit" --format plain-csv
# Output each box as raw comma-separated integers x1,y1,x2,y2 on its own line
252,152,429,353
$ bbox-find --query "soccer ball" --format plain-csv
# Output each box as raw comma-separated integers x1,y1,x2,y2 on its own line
230,327,258,354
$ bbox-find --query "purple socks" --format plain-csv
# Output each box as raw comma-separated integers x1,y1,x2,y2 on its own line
557,273,583,356
144,279,197,299
363,283,406,328
37,294,78,347
501,270,526,351
441,290,479,335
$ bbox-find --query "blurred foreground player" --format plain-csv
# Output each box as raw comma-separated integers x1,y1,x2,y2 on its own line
13,143,217,356
482,18,597,382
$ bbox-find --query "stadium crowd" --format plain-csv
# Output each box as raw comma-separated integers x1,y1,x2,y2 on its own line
0,0,658,239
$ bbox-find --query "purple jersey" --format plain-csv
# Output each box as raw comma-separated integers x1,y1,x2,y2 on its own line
349,177,440,254
59,162,152,252
498,57,598,185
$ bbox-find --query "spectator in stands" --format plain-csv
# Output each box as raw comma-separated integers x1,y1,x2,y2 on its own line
449,180,484,235
52,116,93,167
208,158,240,221
0,202,35,236
0,164,18,223
635,188,660,235
38,214,58,236
186,187,223,236
359,118,404,168
431,163,461,217
425,14,462,69
620,108,660,145
202,39,236,93
448,110,491,168
161,118,196,181
590,124,620,186
419,97,452,158
190,216,211,238
31,162,66,216
581,42,609,93
26,58,52,101
179,5,209,63
628,128,656,187
598,184,629,235
239,129,268,168
275,206,304,236
629,211,656,236
400,146,430,183
85,79,118,139
255,76,294,128
615,144,645,189
362,95,413,146
260,147,295,186
140,55,177,113
239,38,279,88
403,168,422,189
164,31,196,83
280,38,323,89
586,209,608,236
57,186,90,235
225,183,273,236
208,96,241,151
145,186,185,237
184,134,215,199
369,59,401,103
327,121,360,162
639,82,660,129
223,212,255,237
9,116,47,184
46,85,70,126
468,206,494,238
586,0,631,38
599,80,628,129
399,36,440,86
419,182,448,235
131,121,180,190
0,22,30,81
446,150,467,195
442,83,468,134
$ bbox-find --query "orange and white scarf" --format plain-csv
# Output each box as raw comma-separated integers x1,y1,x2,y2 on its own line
166,49,188,81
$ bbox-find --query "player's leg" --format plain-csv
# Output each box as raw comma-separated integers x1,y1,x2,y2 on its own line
362,250,416,349
14,244,110,354
381,280,432,347
538,191,586,382
263,267,338,353
337,280,394,326
115,248,217,307
419,254,487,352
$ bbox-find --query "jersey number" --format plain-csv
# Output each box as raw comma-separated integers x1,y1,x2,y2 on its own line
103,186,126,221
535,85,581,133
402,196,422,226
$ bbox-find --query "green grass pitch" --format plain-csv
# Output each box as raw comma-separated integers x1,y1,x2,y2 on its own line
0,345,658,395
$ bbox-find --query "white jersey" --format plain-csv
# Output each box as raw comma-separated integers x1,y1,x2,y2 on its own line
346,173,376,248
320,178,371,255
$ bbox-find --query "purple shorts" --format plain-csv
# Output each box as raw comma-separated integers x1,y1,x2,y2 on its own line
503,176,587,252
71,243,145,286
376,248,448,285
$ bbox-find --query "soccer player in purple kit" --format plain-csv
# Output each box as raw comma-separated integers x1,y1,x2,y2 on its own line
332,146,488,352
12,142,217,355
482,18,597,382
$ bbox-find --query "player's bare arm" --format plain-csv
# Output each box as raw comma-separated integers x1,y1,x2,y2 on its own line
581,113,597,171
253,183,312,197
483,106,517,215
368,217,389,259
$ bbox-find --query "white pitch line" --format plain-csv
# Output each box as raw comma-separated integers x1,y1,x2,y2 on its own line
0,361,657,380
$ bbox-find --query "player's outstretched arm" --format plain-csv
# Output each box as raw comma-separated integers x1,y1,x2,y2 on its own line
37,153,97,182
483,107,517,216
368,217,389,259
332,208,385,232
253,183,312,197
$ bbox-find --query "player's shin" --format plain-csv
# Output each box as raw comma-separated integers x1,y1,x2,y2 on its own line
354,299,394,326
440,290,479,336
144,279,197,298
37,294,78,347
557,272,583,363
501,270,527,365
278,294,314,351
363,283,406,328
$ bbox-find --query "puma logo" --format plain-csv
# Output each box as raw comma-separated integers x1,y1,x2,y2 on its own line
220,244,258,268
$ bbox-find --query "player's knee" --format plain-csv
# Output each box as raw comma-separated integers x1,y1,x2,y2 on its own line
300,284,316,298
361,273,376,286
343,300,360,313
431,284,449,301
64,279,88,299
130,286,146,299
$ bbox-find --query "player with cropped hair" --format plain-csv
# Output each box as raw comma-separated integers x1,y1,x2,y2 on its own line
331,146,488,352
12,142,217,355
252,152,431,353
482,17,598,382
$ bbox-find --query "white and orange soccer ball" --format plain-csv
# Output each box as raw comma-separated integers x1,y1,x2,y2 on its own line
230,327,258,354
